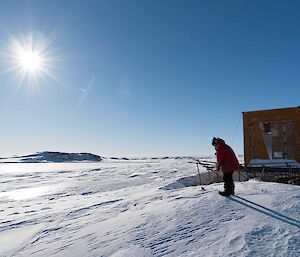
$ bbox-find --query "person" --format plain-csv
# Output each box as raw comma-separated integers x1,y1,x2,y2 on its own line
212,137,240,196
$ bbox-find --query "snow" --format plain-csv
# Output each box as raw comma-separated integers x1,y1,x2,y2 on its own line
0,156,299,256
248,159,300,168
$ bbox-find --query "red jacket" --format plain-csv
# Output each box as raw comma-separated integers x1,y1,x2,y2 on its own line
215,139,240,173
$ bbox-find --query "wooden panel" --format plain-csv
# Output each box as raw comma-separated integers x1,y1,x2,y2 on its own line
272,122,284,159
250,123,269,160
243,107,300,165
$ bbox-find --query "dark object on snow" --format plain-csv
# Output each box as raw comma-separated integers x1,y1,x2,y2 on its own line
213,138,240,173
223,172,235,195
288,177,300,185
246,166,300,186
219,191,231,197
213,137,239,195
19,151,102,162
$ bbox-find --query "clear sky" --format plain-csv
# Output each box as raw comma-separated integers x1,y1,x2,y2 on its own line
0,0,300,157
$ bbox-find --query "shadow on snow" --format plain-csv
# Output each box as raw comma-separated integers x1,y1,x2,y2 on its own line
230,195,300,229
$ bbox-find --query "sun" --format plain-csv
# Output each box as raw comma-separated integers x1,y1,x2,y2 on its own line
7,33,49,77
0,31,64,90
17,48,43,72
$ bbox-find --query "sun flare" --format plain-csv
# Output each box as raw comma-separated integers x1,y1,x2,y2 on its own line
17,48,43,72
0,31,63,89
8,34,49,78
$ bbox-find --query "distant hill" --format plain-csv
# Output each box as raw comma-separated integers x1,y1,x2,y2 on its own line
2,151,102,163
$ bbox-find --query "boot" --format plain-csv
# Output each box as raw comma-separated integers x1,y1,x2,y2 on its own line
224,183,235,195
219,191,231,197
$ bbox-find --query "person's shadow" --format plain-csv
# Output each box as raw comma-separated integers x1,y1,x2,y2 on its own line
230,195,300,229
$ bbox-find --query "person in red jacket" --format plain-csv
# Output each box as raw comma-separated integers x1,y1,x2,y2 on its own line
212,137,240,196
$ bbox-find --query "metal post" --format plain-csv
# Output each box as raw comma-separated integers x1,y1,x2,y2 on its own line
196,163,201,185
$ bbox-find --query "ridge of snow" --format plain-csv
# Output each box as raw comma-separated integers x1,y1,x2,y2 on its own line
0,151,102,163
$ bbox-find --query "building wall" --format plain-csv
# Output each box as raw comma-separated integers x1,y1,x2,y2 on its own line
243,107,300,166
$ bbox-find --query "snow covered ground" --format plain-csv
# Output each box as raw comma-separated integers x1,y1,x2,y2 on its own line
0,157,299,257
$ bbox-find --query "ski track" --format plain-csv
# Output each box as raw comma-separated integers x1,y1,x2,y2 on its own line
0,158,299,256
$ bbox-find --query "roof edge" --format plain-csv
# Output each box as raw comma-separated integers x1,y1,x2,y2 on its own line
242,106,300,114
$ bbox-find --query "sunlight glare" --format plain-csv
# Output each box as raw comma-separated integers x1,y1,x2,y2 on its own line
0,31,65,90
18,48,43,72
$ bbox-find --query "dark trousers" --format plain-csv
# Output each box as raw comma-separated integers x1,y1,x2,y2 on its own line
223,172,235,193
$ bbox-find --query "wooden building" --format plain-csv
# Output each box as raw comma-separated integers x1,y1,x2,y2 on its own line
243,107,300,166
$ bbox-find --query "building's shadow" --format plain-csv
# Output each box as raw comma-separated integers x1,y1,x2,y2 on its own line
230,195,300,228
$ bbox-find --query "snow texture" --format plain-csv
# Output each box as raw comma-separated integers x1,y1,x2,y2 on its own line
248,159,300,168
0,156,299,257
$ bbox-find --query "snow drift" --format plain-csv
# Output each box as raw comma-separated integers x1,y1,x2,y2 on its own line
0,156,299,257
162,170,249,190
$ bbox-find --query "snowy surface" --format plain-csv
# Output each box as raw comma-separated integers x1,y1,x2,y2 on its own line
248,159,300,168
0,157,299,257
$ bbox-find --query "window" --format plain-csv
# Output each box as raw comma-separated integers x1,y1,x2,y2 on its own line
263,122,271,133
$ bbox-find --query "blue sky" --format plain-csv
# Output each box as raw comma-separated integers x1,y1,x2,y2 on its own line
0,0,300,157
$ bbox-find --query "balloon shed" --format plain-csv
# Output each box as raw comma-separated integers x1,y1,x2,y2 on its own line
243,107,300,169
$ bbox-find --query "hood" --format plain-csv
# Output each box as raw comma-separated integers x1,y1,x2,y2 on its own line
216,138,225,146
